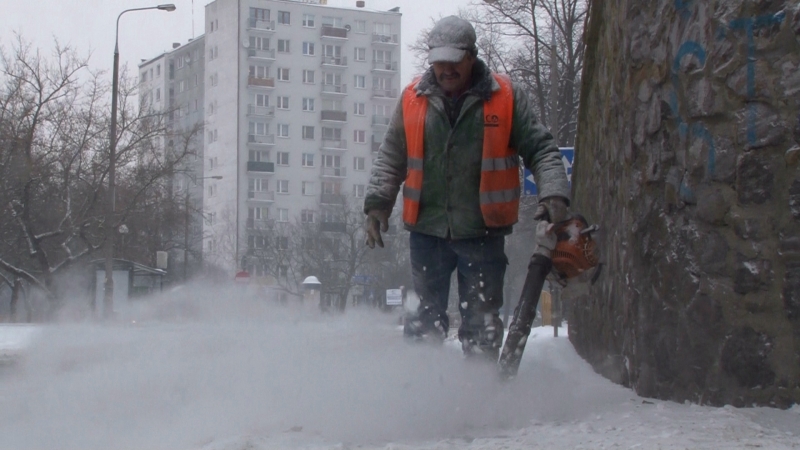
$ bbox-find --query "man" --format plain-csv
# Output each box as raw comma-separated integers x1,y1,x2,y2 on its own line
363,16,570,359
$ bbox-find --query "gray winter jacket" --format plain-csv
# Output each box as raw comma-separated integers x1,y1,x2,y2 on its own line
364,59,570,239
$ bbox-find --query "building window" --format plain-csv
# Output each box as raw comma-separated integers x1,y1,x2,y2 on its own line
209,19,218,32
141,71,148,82
302,98,315,112
278,11,290,25
322,127,342,140
249,36,270,51
250,64,270,79
277,96,289,109
354,156,365,171
374,22,391,36
302,42,315,56
255,93,269,107
302,181,315,196
178,80,186,92
250,7,270,20
278,39,290,53
354,130,366,143
277,67,289,81
277,180,289,194
249,121,269,136
277,123,289,138
301,210,315,223
354,47,366,62
277,208,289,222
177,55,185,69
373,49,392,63
249,178,268,193
210,73,218,86
302,69,315,84
302,126,315,140
353,102,365,116
354,20,366,33
155,88,161,101
277,236,289,250
156,64,161,76
302,153,314,167
208,102,215,115
303,14,315,27
249,149,269,162
354,75,365,89
353,184,366,198
276,151,289,165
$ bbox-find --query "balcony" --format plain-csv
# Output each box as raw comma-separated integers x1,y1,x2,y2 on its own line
248,190,275,202
320,221,347,233
371,61,398,72
248,18,276,33
320,25,348,39
246,218,274,230
321,110,347,122
371,136,382,154
248,77,275,88
248,134,275,146
321,56,348,68
371,115,391,127
247,161,275,173
248,48,276,61
320,193,346,205
247,104,275,119
320,166,347,178
321,138,347,151
371,87,398,99
321,83,347,96
372,33,399,45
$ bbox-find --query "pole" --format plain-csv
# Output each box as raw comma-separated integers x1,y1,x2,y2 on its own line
184,190,190,280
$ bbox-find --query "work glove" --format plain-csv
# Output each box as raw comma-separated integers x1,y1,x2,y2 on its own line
533,196,571,224
532,220,557,259
364,209,390,248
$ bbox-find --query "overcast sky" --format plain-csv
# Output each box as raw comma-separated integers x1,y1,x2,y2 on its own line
4,0,474,86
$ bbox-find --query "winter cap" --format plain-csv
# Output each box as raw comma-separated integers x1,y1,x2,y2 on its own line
427,16,477,63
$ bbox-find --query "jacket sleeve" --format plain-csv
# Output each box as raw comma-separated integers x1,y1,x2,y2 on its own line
363,91,409,214
509,82,571,204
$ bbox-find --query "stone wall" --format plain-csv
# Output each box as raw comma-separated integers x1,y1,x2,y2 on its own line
567,0,800,407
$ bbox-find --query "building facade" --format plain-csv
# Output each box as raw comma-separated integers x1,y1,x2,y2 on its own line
201,0,402,275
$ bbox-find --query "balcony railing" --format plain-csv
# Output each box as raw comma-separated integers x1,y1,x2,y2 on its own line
247,104,275,118
320,193,346,205
248,190,275,202
248,134,275,145
248,77,275,88
371,115,391,126
248,48,276,60
321,56,348,67
321,166,347,177
371,87,398,99
321,25,348,39
321,110,347,122
321,138,347,150
371,61,398,72
372,33,399,45
247,161,275,173
321,84,347,95
246,218,274,230
248,18,276,32
320,221,347,233
371,137,382,154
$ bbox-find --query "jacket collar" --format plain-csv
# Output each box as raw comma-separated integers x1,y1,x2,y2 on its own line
413,58,498,101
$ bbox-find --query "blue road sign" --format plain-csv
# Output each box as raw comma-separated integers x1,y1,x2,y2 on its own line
523,147,574,196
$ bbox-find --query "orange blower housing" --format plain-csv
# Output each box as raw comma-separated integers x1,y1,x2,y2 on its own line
551,215,600,280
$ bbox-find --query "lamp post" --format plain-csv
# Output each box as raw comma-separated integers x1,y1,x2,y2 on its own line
103,4,176,318
184,175,222,281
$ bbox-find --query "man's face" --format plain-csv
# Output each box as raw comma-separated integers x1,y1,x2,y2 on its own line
431,54,475,95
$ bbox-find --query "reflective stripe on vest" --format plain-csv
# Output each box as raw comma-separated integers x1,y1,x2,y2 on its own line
401,73,520,228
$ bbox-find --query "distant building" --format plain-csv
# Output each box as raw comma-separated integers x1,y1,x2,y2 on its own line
141,0,401,277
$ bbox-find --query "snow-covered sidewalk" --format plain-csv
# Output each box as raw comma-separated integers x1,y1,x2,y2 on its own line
0,297,797,450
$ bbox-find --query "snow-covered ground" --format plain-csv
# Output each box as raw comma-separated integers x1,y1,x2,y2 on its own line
0,288,798,450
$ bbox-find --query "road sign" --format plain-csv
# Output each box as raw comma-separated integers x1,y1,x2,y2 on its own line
386,289,403,306
523,147,574,196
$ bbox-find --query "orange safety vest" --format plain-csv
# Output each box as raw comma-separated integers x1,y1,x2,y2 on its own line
401,73,520,228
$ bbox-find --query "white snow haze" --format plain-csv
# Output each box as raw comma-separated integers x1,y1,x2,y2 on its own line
1,282,799,449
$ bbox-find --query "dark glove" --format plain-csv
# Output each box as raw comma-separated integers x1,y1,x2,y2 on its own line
533,196,570,223
364,209,390,248
532,220,557,259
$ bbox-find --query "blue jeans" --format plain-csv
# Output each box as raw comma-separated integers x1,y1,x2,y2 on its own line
406,232,508,354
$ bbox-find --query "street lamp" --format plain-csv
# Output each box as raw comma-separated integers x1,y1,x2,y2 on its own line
184,175,222,281
104,4,176,318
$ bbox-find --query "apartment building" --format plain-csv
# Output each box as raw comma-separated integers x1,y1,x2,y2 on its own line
139,37,206,280
201,0,402,274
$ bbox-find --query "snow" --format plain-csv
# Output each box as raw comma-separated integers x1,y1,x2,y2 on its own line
0,287,798,450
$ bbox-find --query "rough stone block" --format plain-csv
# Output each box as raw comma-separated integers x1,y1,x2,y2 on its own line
695,187,729,225
735,103,785,150
733,255,773,294
720,327,775,389
785,263,800,320
733,217,762,240
790,178,800,220
736,153,774,205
